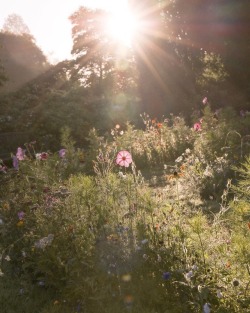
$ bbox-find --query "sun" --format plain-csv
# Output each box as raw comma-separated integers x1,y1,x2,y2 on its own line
106,3,139,47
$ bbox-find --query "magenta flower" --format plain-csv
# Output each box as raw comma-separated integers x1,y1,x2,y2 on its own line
16,147,25,161
202,97,208,105
194,123,201,131
116,150,132,167
59,149,66,158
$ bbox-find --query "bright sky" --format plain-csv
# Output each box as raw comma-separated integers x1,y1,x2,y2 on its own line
0,0,128,63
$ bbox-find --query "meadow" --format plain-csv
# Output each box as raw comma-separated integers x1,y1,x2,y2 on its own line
0,106,250,313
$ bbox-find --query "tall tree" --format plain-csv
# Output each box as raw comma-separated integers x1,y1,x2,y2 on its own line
69,7,116,92
0,32,50,92
128,0,198,116
2,14,31,36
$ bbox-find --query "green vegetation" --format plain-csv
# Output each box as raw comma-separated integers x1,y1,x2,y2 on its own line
0,1,250,312
0,108,250,313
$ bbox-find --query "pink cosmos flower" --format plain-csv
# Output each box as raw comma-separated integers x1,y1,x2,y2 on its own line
194,123,201,131
116,150,132,167
16,147,25,160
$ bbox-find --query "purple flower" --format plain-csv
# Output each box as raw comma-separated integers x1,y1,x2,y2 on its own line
202,97,208,105
13,156,19,170
18,211,25,220
16,147,25,161
163,272,171,280
59,149,66,158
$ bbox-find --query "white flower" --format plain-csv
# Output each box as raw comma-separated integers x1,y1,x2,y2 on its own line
118,171,126,179
203,303,211,313
164,164,167,170
175,156,183,163
217,290,223,298
204,166,213,177
4,255,10,261
184,270,193,280
120,131,124,135
191,264,198,271
185,148,191,154
34,234,54,250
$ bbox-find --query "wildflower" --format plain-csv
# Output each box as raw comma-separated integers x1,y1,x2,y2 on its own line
38,281,45,286
122,274,132,282
4,255,10,261
36,152,48,160
180,164,185,172
12,156,19,170
19,288,24,295
59,149,66,158
162,272,171,280
118,171,126,179
124,295,134,305
115,124,120,129
16,147,25,160
185,270,193,280
202,97,208,105
120,130,124,135
18,211,25,220
175,156,183,163
116,150,132,167
0,164,7,173
203,303,211,313
240,110,245,117
34,234,54,250
217,289,223,298
185,148,191,154
157,123,162,128
16,220,24,227
193,122,201,131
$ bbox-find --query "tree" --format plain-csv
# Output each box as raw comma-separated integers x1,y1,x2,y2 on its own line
128,0,198,116
69,7,115,91
0,32,50,92
69,7,138,98
2,14,31,36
